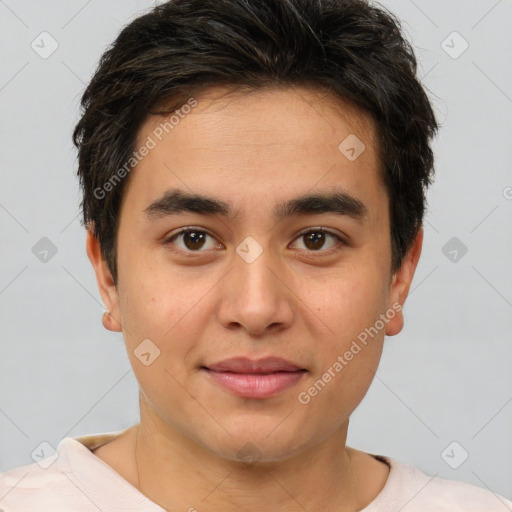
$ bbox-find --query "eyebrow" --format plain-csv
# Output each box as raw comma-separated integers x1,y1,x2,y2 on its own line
144,187,368,222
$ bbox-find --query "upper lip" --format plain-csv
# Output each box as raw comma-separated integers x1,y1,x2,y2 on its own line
204,357,305,373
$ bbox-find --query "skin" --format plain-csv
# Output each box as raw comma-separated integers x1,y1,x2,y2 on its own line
86,85,423,511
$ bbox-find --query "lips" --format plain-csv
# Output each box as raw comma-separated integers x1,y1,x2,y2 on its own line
204,356,305,374
202,357,307,399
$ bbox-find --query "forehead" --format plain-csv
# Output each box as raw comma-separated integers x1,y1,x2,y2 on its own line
140,85,377,154
123,85,384,221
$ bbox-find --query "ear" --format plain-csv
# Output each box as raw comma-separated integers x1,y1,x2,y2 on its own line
385,227,423,336
85,226,122,332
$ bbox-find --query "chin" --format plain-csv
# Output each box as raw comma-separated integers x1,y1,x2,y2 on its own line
202,423,316,465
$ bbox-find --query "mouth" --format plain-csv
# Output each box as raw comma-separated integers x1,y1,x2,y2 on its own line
201,357,307,399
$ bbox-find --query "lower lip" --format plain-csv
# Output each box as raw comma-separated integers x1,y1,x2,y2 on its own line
202,369,306,398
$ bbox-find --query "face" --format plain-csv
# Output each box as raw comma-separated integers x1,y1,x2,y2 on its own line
87,86,422,462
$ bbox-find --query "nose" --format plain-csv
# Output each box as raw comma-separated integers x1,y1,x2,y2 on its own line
216,241,295,336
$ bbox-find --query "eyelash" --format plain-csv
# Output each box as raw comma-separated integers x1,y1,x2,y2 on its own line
163,226,346,258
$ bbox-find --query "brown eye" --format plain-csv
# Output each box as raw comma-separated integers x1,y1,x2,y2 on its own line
292,228,344,253
303,231,327,251
165,228,222,254
181,230,207,250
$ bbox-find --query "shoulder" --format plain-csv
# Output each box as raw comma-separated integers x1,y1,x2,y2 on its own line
0,459,76,511
375,456,512,512
0,432,126,512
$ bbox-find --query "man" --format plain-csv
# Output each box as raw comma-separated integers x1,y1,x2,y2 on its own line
1,0,511,510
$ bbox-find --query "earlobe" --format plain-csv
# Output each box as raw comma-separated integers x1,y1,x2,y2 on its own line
101,310,122,332
85,227,122,332
385,227,424,337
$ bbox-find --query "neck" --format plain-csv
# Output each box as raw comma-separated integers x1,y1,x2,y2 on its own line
133,403,360,512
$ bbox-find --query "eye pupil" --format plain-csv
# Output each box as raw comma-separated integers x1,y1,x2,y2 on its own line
304,231,325,250
184,231,206,250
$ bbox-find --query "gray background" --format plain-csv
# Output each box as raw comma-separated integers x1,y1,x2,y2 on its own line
1,0,511,501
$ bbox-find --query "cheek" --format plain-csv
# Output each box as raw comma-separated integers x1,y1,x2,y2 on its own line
297,282,386,429
305,261,389,336
116,254,219,374
116,270,201,411
299,259,389,388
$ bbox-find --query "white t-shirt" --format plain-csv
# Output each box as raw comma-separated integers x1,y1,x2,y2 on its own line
0,430,511,511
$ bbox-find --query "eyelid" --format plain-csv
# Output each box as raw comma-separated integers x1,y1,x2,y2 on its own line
163,226,221,257
168,226,216,240
291,226,347,256
295,225,345,241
